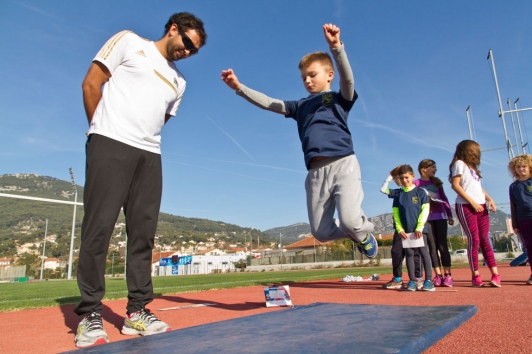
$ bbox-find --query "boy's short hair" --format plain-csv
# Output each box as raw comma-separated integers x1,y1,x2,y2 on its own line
508,154,532,180
390,165,403,177
298,52,334,71
397,164,414,175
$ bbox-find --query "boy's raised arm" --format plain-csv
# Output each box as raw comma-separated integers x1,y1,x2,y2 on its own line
380,175,393,195
323,24,355,101
220,69,242,91
220,68,287,114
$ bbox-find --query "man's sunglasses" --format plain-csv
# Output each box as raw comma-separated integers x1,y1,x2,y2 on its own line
177,25,198,55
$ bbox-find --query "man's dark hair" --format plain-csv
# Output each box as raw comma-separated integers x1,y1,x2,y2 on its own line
164,12,207,47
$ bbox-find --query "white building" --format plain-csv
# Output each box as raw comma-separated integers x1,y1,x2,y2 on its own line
152,251,248,276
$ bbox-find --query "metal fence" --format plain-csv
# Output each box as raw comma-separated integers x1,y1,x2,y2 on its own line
0,265,27,282
250,247,394,267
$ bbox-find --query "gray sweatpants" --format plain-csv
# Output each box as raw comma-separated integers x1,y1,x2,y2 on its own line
305,154,374,243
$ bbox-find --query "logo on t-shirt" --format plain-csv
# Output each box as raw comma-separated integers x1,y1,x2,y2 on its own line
527,185,532,193
412,196,418,204
135,50,146,57
469,168,480,182
322,93,333,106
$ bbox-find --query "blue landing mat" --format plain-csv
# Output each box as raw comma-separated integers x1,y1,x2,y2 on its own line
67,303,477,354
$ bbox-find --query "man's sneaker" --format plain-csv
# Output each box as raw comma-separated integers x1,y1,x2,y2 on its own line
422,279,436,292
382,278,403,289
489,274,501,288
443,274,454,287
406,280,417,291
74,312,109,348
122,308,171,336
472,274,484,287
433,274,443,287
355,233,378,259
416,278,424,290
527,275,532,285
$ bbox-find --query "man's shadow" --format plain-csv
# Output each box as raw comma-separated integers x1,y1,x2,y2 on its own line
59,301,127,334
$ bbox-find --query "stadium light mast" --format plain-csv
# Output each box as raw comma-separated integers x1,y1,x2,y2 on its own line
466,106,474,140
487,49,514,159
40,219,48,281
514,98,528,154
487,49,532,160
68,168,78,280
507,98,521,155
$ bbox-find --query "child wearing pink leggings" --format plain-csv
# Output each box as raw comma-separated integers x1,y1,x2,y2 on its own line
449,140,500,287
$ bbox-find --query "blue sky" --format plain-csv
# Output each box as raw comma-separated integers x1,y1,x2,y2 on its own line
1,1,532,231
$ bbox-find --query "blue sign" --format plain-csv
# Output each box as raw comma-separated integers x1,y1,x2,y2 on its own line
178,255,192,265
159,257,172,266
171,265,179,274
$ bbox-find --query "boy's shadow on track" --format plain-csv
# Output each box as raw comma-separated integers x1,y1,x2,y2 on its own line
155,294,265,312
289,281,384,290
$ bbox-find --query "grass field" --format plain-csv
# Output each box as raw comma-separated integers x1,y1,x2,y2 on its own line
0,267,391,312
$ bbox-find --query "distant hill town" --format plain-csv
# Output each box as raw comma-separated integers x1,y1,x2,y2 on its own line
0,173,512,259
264,210,512,244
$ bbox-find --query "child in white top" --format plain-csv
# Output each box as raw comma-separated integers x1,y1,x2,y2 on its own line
449,140,500,287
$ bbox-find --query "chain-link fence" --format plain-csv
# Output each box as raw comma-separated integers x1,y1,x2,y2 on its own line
0,265,27,282
250,247,392,266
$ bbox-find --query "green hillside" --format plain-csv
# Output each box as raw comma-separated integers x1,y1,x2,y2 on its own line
0,174,273,258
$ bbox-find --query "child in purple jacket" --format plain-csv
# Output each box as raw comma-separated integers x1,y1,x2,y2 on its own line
415,159,454,287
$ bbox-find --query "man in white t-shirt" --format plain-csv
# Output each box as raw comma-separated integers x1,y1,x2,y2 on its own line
74,12,207,348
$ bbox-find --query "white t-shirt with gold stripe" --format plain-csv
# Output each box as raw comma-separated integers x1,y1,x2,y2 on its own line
88,31,186,154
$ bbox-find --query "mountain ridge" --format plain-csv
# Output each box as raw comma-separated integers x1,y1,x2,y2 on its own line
0,173,512,257
0,174,274,257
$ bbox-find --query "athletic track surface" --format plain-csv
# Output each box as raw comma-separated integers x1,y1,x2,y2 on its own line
0,263,530,353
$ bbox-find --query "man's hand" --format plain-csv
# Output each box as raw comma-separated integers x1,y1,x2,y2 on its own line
220,69,242,91
323,23,341,49
414,231,423,239
399,231,408,239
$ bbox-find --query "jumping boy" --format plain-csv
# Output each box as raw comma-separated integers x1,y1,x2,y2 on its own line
220,24,377,257
392,165,435,291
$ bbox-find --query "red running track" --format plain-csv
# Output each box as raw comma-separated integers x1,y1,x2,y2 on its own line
0,264,530,353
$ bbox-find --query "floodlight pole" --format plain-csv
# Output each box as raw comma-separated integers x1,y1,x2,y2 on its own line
279,233,283,270
466,106,474,140
40,219,48,281
514,98,527,154
507,98,521,155
487,49,514,160
68,168,78,280
313,237,316,263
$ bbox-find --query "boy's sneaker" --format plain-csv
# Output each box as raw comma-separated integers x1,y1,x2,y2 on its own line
489,274,501,288
406,280,417,291
443,274,454,287
122,308,171,336
74,312,109,348
433,275,443,287
472,274,484,287
382,278,403,289
527,275,532,285
416,278,424,290
355,233,378,259
422,279,436,292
